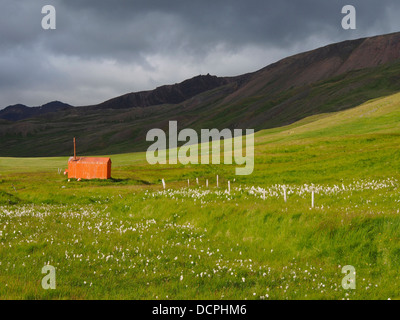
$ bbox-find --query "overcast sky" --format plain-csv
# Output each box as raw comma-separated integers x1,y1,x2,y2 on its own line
1,0,400,108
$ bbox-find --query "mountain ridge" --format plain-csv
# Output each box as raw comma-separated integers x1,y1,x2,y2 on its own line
3,31,400,121
0,101,73,122
2,31,400,156
86,73,243,110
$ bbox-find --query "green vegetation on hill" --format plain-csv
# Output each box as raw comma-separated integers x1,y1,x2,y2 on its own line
3,57,400,158
1,92,400,299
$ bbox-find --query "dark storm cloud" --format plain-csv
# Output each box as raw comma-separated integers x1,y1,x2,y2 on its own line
42,0,399,57
0,0,399,107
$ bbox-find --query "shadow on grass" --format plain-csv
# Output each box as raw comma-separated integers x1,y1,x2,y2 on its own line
0,190,21,205
67,177,152,186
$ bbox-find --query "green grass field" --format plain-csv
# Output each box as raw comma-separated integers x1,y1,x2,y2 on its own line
1,92,400,300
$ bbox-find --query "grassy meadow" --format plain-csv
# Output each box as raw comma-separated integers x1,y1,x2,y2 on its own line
1,92,400,299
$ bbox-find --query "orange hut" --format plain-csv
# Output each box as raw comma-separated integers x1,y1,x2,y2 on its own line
65,138,111,180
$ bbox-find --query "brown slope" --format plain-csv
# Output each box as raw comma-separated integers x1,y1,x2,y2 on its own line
223,32,400,106
88,73,241,110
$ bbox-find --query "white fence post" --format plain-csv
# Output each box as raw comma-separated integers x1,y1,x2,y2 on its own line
196,178,199,185
217,175,219,188
206,179,208,188
283,186,287,203
162,179,166,189
228,181,230,193
311,190,314,208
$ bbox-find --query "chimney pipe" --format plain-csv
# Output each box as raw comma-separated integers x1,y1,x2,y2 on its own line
73,137,76,160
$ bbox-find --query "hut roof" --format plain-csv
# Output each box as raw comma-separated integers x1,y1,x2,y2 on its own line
68,157,111,164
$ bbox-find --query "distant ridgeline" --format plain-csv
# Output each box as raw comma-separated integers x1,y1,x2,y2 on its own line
0,101,73,121
2,32,400,156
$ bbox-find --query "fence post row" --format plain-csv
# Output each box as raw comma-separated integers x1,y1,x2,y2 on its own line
163,178,319,208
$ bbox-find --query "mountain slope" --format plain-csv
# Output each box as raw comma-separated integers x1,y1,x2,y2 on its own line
2,32,400,156
0,101,73,121
90,74,239,110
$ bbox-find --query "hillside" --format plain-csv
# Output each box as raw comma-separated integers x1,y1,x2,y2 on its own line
2,89,400,182
89,74,240,110
0,101,73,121
2,32,400,156
2,89,400,300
